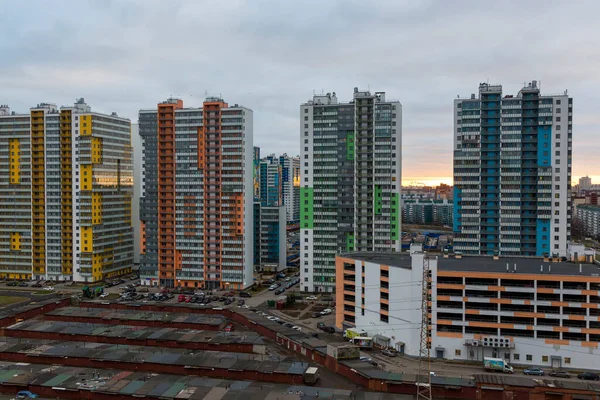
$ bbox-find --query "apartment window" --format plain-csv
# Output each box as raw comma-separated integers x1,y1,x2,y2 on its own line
555,168,560,173
565,357,571,364
555,177,560,181
304,109,308,113
556,125,561,130
555,244,559,249
555,236,559,241
304,155,308,159
304,147,308,151
304,238,308,242
304,277,308,282
556,134,561,139
513,354,520,360
556,100,561,105
554,227,559,232
455,349,461,356
304,268,308,273
380,314,388,323
304,116,308,121
555,219,559,224
304,162,308,166
555,185,560,190
556,108,561,113
526,355,532,361
556,116,561,122
304,124,308,128
304,139,308,144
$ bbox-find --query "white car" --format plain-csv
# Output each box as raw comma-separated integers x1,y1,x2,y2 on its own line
43,286,54,291
292,326,301,331
320,308,332,315
285,277,291,282
306,296,318,301
100,293,109,298
267,316,280,322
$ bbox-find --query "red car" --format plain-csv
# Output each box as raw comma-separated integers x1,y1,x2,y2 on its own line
223,324,235,332
177,294,185,303
185,296,192,303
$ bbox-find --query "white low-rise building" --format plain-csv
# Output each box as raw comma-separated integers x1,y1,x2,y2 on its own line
336,250,600,371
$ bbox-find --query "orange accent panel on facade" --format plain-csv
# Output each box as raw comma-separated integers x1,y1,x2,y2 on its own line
380,265,389,271
582,341,599,348
468,322,514,329
545,339,570,346
490,298,511,304
157,99,183,286
436,332,463,338
465,309,480,315
582,290,598,296
536,288,556,294
568,315,585,321
437,320,454,325
437,295,450,301
487,286,505,291
437,283,465,290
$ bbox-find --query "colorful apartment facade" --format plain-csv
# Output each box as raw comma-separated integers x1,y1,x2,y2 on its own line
0,100,134,282
300,88,402,292
139,97,253,290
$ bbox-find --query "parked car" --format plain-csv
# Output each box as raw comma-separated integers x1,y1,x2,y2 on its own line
311,312,321,318
16,391,38,399
239,292,252,298
100,293,110,298
18,282,28,287
223,324,235,332
578,372,600,380
178,294,186,302
43,286,54,291
549,370,570,378
32,282,43,288
382,349,397,357
321,296,333,302
320,308,332,315
306,296,318,301
237,299,245,306
274,288,285,295
524,367,545,376
292,326,301,331
268,284,279,291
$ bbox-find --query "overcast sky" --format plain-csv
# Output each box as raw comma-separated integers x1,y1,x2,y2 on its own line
1,0,598,186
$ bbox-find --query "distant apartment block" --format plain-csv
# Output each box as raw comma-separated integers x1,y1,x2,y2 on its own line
259,155,282,207
453,81,572,257
300,88,402,292
0,100,134,282
253,202,286,272
575,205,600,238
139,97,253,290
402,198,453,226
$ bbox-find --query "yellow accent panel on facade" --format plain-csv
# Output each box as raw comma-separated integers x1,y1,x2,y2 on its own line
81,227,92,253
80,165,92,191
92,193,102,225
80,115,92,136
91,137,102,164
9,139,20,184
10,232,21,251
92,253,103,282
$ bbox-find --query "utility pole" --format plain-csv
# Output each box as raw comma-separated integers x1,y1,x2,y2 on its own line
416,255,432,400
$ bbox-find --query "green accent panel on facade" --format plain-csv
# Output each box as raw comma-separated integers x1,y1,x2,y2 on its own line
300,187,314,229
346,233,354,252
346,132,355,160
374,185,383,215
390,193,400,240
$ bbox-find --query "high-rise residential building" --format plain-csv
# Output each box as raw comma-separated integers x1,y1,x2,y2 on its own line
300,88,402,292
131,124,142,265
139,97,253,290
253,202,286,272
279,154,300,222
0,99,134,282
453,81,572,257
259,155,282,207
253,146,260,200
